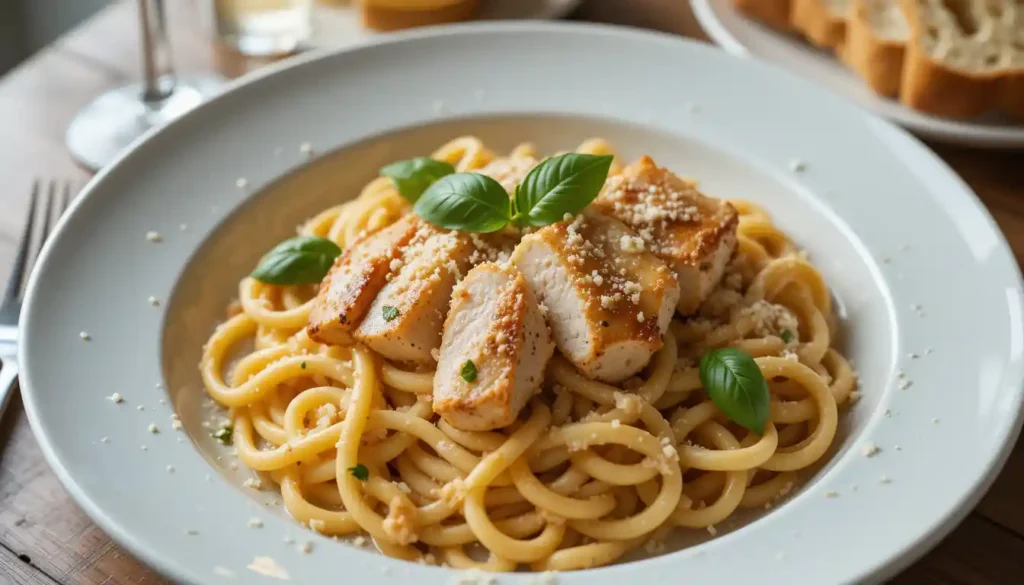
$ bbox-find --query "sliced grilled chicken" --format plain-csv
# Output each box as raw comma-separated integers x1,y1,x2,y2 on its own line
511,210,679,383
477,155,539,194
307,215,420,345
355,225,476,364
434,263,554,431
594,156,738,316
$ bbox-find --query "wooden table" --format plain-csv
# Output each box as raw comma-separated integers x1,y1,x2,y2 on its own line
1,1,1023,583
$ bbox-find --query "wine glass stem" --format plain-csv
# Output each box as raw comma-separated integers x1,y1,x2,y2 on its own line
138,0,176,104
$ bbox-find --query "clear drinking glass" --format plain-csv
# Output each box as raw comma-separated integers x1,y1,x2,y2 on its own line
212,0,315,57
65,0,222,172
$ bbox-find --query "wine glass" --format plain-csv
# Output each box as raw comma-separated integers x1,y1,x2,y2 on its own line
66,0,224,172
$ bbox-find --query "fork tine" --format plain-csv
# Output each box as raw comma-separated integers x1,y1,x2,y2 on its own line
18,181,59,302
61,181,72,215
2,180,40,306
39,181,56,249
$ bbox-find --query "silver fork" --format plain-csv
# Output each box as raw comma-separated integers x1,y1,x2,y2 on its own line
0,180,73,416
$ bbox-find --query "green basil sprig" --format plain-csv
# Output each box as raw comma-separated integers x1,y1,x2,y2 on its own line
414,173,511,233
513,153,614,227
698,348,770,435
381,157,455,203
251,236,341,285
380,153,613,233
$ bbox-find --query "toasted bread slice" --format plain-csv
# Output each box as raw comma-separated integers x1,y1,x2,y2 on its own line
791,0,851,48
434,263,554,431
511,210,679,383
899,0,1023,118
733,0,793,30
594,156,738,317
842,0,909,96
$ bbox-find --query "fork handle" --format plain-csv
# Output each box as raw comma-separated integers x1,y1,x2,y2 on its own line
0,359,18,418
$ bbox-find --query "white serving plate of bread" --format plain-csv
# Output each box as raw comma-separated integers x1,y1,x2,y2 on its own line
691,0,1024,148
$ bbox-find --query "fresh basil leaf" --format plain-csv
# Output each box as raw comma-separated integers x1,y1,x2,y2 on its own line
251,236,341,285
382,305,400,322
513,153,614,227
698,348,770,435
460,360,477,383
380,157,455,203
413,173,511,233
781,330,795,344
347,464,369,481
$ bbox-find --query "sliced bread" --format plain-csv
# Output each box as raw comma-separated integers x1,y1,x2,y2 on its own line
842,0,909,96
733,0,793,31
359,0,481,31
898,0,1023,118
791,0,851,47
731,0,1024,119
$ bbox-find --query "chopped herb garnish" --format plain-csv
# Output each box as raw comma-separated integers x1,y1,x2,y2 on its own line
212,426,233,445
301,361,307,369
460,359,478,383
382,305,400,322
781,330,795,344
347,464,369,481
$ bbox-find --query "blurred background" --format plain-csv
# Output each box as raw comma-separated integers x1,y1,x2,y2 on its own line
0,1,110,74
0,0,688,76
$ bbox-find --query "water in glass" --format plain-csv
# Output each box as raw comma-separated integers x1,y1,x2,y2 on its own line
213,0,314,56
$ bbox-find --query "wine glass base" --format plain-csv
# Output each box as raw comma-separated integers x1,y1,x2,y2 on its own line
66,76,224,172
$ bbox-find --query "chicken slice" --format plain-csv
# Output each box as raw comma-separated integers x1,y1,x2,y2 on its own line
433,262,554,431
593,156,739,316
307,215,419,345
476,155,539,194
511,210,679,383
355,224,476,364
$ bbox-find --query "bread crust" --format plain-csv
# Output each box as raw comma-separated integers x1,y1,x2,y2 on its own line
896,0,1006,118
842,0,905,96
733,0,792,30
791,0,848,48
360,0,480,31
1001,71,1024,121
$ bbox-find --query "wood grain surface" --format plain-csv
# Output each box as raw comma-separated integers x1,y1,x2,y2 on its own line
0,1,1022,583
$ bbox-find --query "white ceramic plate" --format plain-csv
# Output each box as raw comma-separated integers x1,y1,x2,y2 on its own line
20,21,1024,585
308,0,582,49
690,0,1024,149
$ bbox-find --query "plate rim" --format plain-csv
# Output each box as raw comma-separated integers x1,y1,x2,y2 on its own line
689,0,1024,149
19,20,1024,585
